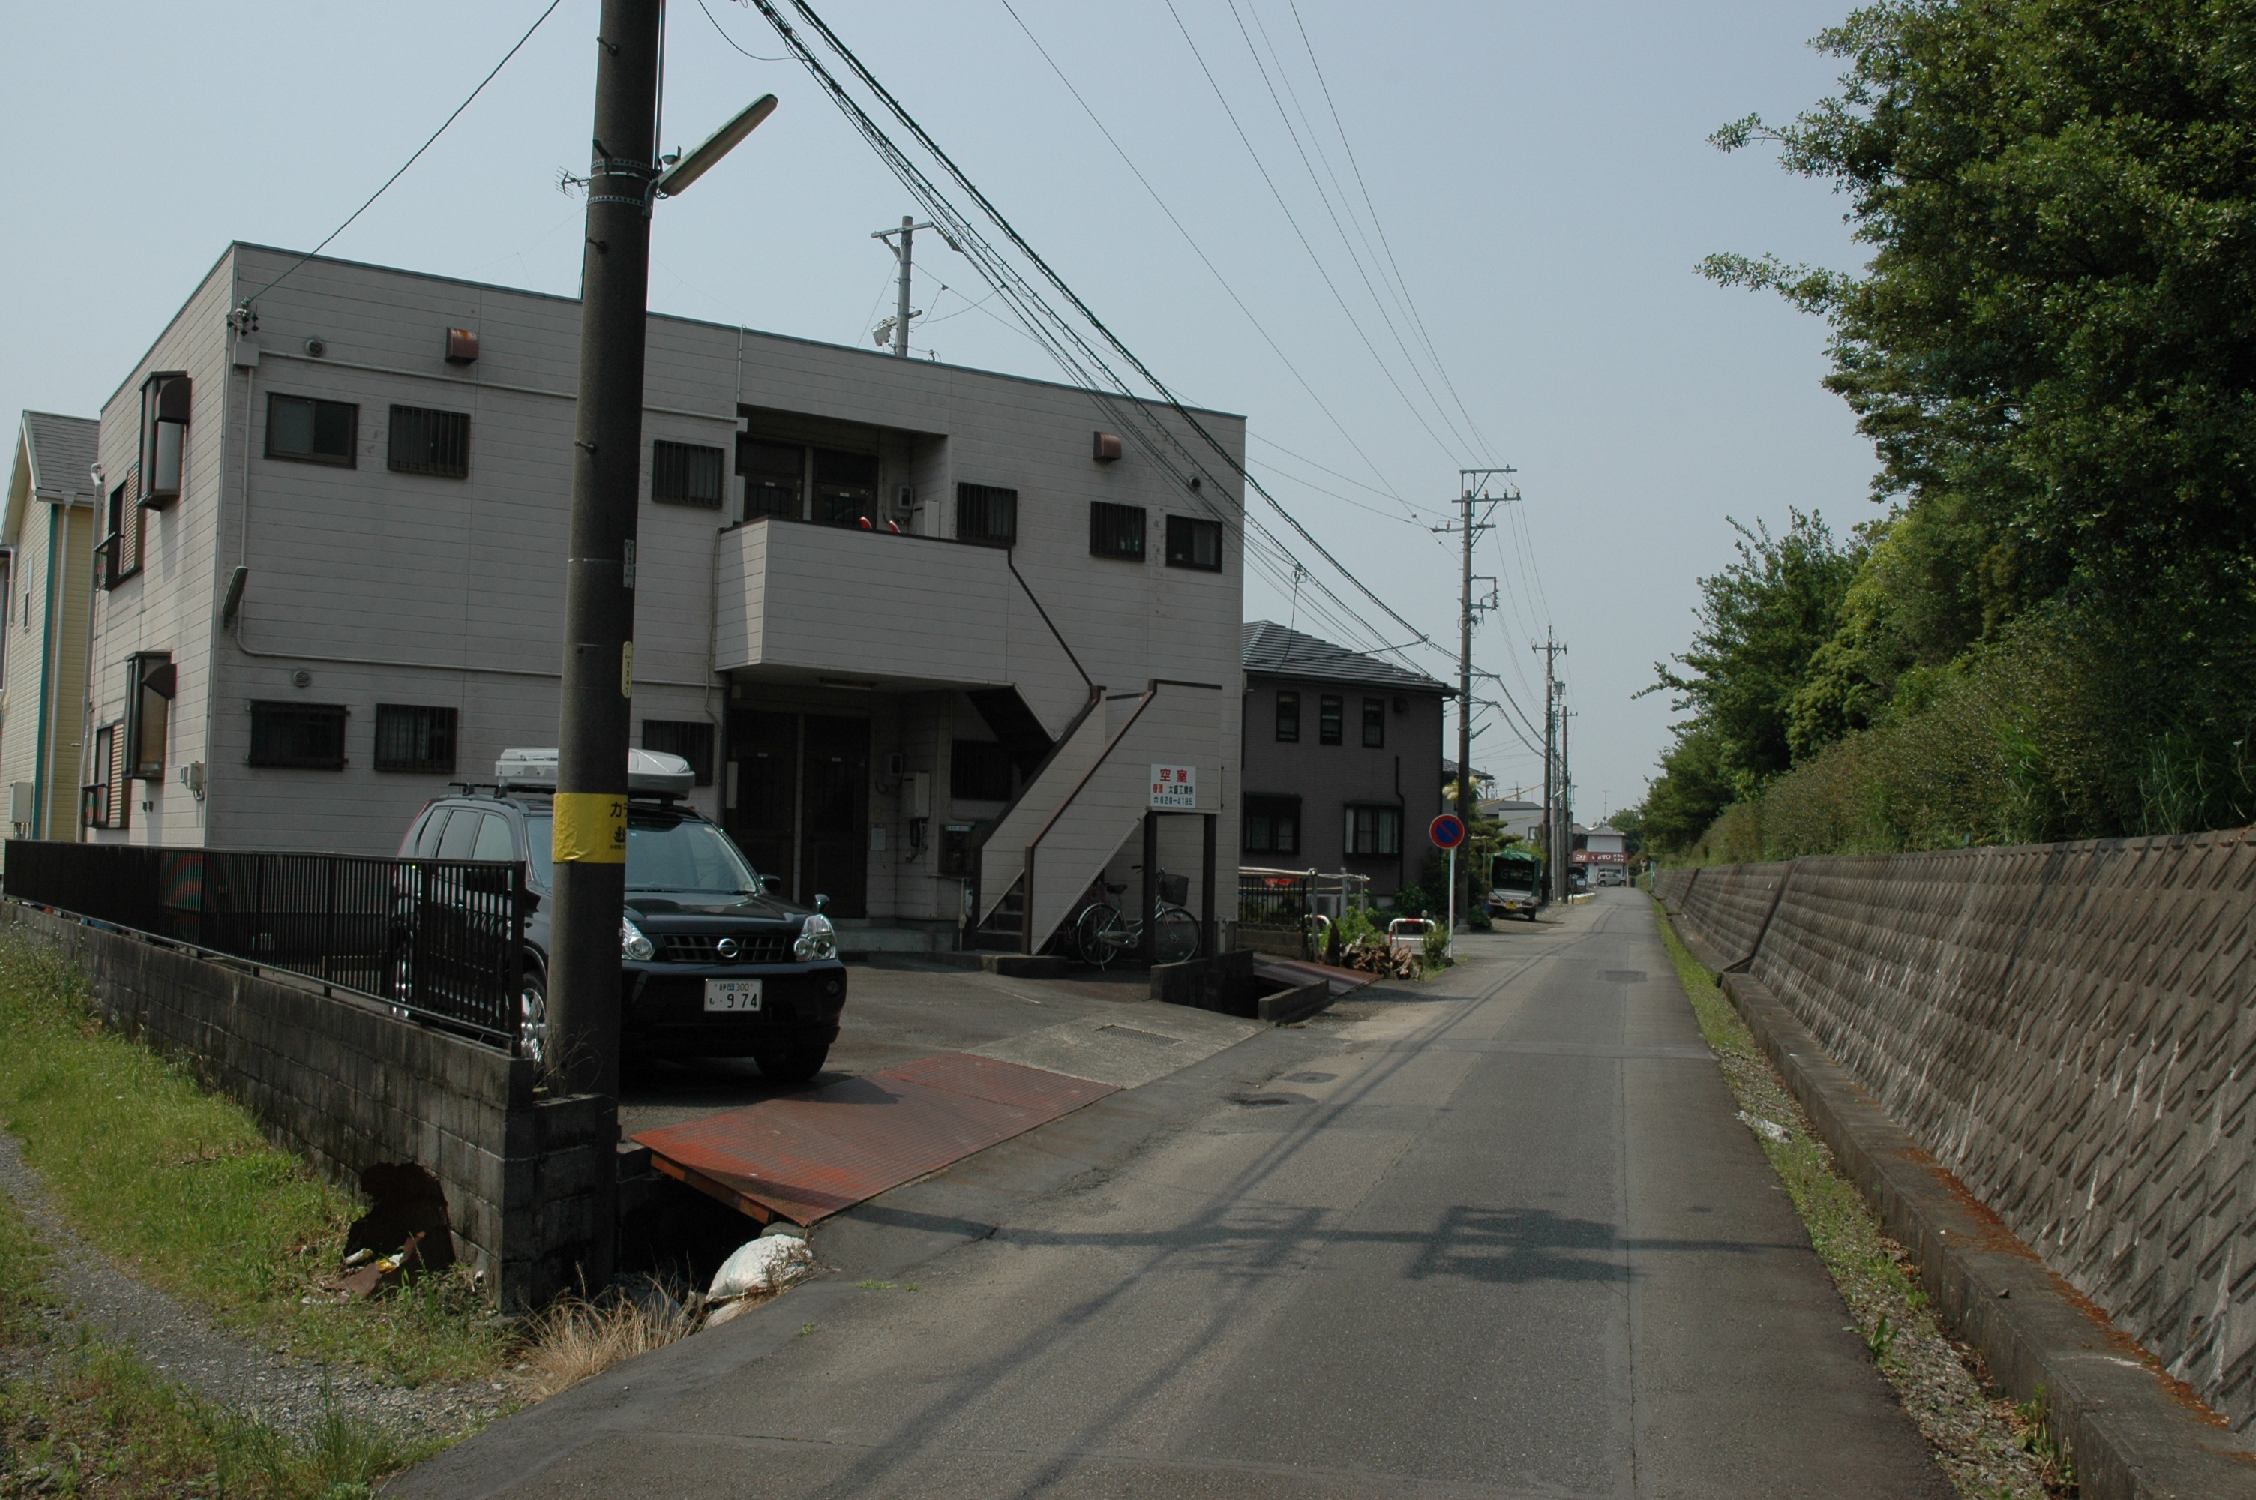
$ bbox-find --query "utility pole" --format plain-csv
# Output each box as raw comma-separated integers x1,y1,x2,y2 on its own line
872,216,941,357
1533,633,1566,901
1435,468,1514,927
1560,705,1576,898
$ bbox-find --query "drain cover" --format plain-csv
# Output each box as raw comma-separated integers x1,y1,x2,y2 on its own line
1229,1093,1309,1108
1095,1025,1179,1046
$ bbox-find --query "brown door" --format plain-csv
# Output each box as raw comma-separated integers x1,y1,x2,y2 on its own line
726,711,798,893
801,714,869,917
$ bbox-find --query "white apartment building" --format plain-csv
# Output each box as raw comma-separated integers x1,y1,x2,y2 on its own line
86,244,1244,949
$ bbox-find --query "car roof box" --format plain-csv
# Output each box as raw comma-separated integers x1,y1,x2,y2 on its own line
495,747,696,795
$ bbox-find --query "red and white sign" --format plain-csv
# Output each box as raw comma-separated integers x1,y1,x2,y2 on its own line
1149,764,1198,809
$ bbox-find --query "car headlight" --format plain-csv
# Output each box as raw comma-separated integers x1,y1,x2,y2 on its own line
793,912,837,962
621,916,655,961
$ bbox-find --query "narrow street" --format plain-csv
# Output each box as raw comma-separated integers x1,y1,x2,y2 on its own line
396,893,1949,1498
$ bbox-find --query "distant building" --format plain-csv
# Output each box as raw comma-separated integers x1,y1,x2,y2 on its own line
1,411,99,844
1240,620,1451,897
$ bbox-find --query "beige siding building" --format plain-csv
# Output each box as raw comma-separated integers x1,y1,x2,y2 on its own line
2,412,100,845
85,245,1244,949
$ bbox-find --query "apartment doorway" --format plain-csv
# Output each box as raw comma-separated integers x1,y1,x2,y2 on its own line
724,709,870,918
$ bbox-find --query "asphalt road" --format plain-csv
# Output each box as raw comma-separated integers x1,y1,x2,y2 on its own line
396,892,1951,1498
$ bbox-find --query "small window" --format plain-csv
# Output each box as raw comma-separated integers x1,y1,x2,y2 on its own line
642,719,715,786
1345,804,1402,857
266,393,357,466
249,701,349,769
652,440,725,508
84,723,127,830
813,448,878,526
139,372,191,508
1274,692,1300,744
99,479,145,590
387,404,470,478
951,739,1014,802
373,704,458,773
1363,697,1385,749
1089,501,1145,561
1243,795,1300,856
1319,695,1343,746
1165,514,1222,571
956,483,1018,548
125,652,175,779
739,438,804,520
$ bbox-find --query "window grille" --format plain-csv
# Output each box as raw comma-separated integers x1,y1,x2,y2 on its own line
387,405,470,478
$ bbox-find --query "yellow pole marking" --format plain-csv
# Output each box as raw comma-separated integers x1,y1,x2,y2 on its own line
554,792,627,864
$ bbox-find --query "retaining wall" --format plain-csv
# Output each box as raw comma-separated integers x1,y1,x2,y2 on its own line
1,901,611,1310
1668,833,2255,1432
1672,859,1793,971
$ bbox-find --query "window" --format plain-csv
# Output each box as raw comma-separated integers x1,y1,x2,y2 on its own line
642,719,715,785
249,702,349,769
125,652,174,779
1274,692,1300,744
956,483,1018,547
1363,697,1386,749
739,438,803,520
84,723,127,830
651,440,724,508
387,404,470,478
99,478,145,590
1243,795,1300,857
267,393,357,466
812,448,878,526
1319,695,1343,746
1165,514,1222,571
1345,804,1402,857
139,372,191,508
951,739,1014,802
373,704,458,773
1089,501,1145,561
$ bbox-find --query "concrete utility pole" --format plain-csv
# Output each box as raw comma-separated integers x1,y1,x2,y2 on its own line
1435,468,1514,925
1560,706,1576,898
872,216,940,357
1534,634,1566,901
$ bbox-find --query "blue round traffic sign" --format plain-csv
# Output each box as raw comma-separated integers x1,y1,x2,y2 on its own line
1429,813,1466,850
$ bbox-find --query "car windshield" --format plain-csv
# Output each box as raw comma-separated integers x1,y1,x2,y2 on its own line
524,813,766,896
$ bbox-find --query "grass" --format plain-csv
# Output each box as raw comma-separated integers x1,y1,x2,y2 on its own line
1653,905,2073,1500
0,935,512,1387
520,1286,700,1398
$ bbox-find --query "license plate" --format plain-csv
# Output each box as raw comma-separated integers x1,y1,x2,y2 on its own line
703,978,763,1013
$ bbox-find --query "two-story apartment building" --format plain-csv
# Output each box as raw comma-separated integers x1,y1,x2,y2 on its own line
1239,620,1450,898
2,411,99,847
83,244,1243,951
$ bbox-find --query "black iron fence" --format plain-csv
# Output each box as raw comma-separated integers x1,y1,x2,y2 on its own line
1238,869,1312,930
3,840,524,1053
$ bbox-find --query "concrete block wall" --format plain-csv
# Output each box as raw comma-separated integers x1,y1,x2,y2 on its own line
1672,860,1792,971
2,901,607,1310
1669,832,2256,1431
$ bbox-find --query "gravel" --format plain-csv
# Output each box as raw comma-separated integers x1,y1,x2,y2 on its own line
0,1127,513,1447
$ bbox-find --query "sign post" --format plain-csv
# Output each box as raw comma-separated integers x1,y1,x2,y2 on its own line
1429,813,1467,957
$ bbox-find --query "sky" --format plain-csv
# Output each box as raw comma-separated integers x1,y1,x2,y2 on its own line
2,0,1877,827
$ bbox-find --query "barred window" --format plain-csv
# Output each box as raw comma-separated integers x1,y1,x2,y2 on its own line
957,483,1018,548
642,719,715,785
1165,514,1222,571
373,704,457,773
249,702,349,770
813,448,879,527
266,393,357,466
739,438,804,520
388,405,470,478
1089,501,1145,561
1319,695,1343,746
652,440,725,508
99,477,146,590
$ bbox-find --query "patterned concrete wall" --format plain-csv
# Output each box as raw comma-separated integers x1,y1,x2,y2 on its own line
1679,834,2255,1431
1674,861,1795,971
1653,867,1696,913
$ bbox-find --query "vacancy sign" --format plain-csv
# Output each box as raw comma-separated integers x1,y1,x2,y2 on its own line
1149,764,1198,809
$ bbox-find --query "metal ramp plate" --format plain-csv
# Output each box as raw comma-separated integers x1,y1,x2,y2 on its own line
1252,955,1376,998
632,1052,1117,1225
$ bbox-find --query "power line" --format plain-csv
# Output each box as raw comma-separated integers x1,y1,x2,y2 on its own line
695,0,787,61
245,0,565,305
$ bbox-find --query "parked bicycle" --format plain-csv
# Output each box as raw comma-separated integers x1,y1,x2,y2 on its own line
1074,868,1200,969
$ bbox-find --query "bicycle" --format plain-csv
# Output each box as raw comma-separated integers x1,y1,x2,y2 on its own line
1073,868,1200,969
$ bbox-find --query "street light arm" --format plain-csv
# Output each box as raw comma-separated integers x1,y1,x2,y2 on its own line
655,93,778,197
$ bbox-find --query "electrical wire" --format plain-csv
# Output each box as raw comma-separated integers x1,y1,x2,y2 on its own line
244,0,565,305
697,0,787,60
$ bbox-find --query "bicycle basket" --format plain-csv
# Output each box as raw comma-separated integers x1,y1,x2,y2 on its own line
1158,872,1190,906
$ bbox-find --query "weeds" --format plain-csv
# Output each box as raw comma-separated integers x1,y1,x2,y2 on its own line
520,1284,700,1398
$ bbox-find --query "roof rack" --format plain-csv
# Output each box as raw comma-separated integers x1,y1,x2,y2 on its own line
494,747,696,797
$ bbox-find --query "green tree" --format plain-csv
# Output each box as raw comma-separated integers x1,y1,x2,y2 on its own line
1642,720,1740,854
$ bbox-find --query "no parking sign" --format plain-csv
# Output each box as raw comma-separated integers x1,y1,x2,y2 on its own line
1429,813,1466,849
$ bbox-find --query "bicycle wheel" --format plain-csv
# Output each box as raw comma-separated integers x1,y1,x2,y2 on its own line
1151,905,1200,965
1076,903,1128,968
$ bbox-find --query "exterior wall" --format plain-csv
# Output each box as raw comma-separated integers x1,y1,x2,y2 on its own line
1240,674,1446,896
82,245,1247,919
2,502,95,841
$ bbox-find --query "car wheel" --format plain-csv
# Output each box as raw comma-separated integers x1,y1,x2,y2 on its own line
753,1039,829,1085
519,964,548,1067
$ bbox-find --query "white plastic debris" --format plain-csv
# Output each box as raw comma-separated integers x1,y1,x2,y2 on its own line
707,1232,813,1302
1737,1110,1791,1144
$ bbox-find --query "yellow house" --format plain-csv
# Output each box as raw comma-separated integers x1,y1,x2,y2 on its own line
2,411,99,844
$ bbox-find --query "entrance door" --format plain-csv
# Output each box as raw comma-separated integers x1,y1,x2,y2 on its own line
726,711,798,892
801,715,869,917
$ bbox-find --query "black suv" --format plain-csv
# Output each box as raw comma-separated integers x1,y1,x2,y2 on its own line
395,749,847,1081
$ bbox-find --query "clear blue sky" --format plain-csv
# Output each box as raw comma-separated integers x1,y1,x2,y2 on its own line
3,0,1875,824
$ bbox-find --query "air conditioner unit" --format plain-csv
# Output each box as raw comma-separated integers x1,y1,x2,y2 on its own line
9,783,34,825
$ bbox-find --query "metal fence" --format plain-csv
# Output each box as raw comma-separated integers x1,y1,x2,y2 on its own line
3,840,524,1052
1237,869,1313,930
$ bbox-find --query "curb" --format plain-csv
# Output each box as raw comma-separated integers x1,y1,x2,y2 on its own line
1257,978,1333,1025
1718,969,2256,1500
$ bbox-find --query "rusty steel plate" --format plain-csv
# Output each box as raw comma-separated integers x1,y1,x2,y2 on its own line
1253,955,1376,998
633,1052,1117,1226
